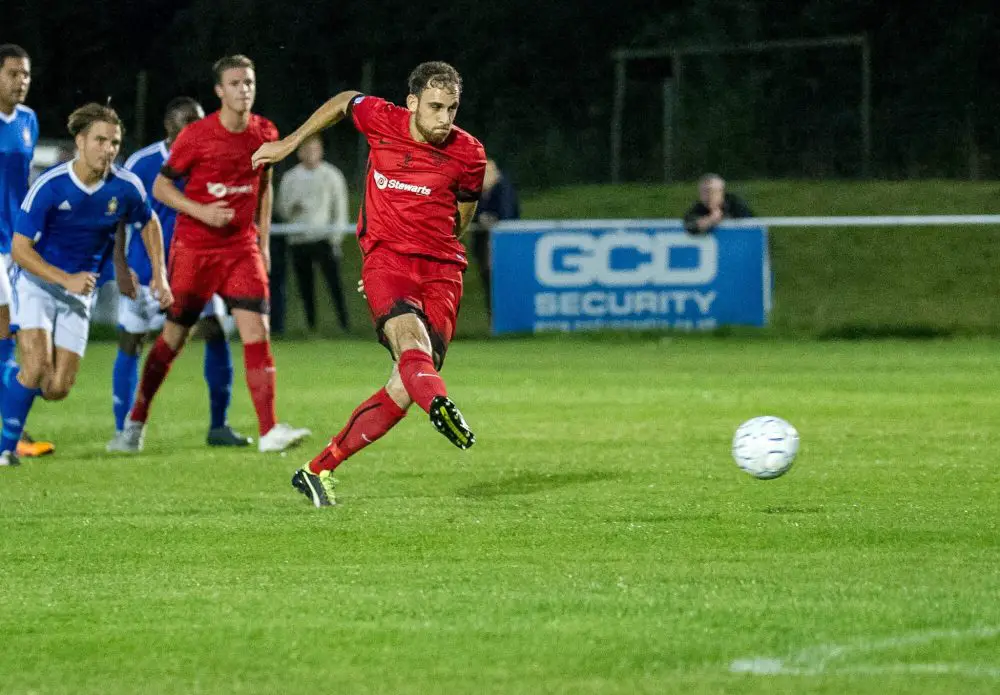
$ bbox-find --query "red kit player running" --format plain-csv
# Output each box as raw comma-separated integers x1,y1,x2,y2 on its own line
252,61,486,507
119,55,310,453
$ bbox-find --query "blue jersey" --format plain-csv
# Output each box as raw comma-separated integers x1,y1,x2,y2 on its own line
0,105,39,254
124,141,179,285
16,162,153,293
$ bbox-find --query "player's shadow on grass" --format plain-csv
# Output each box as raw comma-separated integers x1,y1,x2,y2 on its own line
457,470,618,499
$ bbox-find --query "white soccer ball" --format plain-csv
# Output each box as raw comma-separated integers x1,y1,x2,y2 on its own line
731,416,799,479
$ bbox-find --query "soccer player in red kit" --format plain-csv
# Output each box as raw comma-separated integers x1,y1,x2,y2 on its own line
252,61,486,507
119,54,310,453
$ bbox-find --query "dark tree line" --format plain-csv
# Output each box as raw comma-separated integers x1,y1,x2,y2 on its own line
3,0,999,185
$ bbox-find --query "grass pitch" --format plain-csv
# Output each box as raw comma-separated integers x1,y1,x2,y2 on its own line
1,337,998,694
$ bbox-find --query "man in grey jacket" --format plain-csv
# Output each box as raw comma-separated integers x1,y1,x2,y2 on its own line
276,135,351,332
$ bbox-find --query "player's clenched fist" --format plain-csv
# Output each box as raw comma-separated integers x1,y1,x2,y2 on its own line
251,139,296,169
64,272,97,296
150,273,173,309
196,200,235,228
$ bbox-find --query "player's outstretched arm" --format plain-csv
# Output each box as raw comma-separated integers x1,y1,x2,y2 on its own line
11,233,96,296
153,174,234,228
251,90,362,169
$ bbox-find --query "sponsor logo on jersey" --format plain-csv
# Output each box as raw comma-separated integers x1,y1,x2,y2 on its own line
372,169,431,196
207,182,254,198
58,200,72,211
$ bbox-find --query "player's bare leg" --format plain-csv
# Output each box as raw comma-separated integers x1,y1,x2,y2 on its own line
119,320,192,452
384,313,475,450
383,363,413,411
12,328,51,391
0,330,76,463
293,309,476,506
118,330,145,356
158,318,191,352
231,308,309,453
41,347,82,402
293,364,412,508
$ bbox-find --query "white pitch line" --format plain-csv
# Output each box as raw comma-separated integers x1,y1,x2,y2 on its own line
730,626,1000,678
846,663,1000,678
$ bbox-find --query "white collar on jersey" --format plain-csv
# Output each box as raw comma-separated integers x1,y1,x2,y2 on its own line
0,103,31,124
0,106,22,124
67,158,107,195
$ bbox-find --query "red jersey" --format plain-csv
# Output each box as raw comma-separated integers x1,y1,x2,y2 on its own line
162,111,278,251
349,95,486,267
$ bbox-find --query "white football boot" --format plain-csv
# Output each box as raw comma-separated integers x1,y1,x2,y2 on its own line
106,418,145,453
258,423,311,453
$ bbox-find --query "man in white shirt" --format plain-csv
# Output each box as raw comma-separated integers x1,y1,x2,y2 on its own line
276,135,351,332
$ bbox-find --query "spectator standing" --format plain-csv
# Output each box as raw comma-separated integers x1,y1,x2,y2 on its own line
276,135,350,333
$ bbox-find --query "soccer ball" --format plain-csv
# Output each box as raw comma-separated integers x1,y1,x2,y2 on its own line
731,416,799,479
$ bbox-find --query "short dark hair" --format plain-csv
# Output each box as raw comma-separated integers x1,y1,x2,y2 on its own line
67,103,123,138
0,44,30,66
299,133,323,148
407,61,462,97
213,54,254,84
164,96,202,121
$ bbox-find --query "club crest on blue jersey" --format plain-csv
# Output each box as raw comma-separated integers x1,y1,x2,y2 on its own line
22,127,32,148
106,197,119,216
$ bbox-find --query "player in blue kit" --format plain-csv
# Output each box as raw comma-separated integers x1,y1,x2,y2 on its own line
105,97,250,451
0,103,172,466
0,45,34,357
0,43,53,459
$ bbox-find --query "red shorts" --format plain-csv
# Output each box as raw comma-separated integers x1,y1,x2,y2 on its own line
362,245,463,368
167,242,269,326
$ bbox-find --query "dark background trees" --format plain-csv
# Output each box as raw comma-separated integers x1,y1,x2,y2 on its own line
4,0,999,186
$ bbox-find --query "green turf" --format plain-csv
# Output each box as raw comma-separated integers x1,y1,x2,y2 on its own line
2,338,998,694
521,179,1000,219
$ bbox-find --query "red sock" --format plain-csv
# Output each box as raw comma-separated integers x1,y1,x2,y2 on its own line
244,341,277,437
309,388,406,473
129,336,179,423
397,349,447,413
